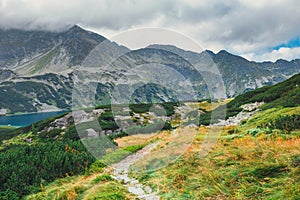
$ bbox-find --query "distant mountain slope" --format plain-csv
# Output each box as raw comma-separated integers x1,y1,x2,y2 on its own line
261,58,300,77
0,26,300,114
149,45,300,97
0,25,108,75
0,28,60,69
0,73,73,113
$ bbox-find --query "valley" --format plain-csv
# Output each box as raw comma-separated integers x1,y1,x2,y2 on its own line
0,73,299,199
0,25,299,200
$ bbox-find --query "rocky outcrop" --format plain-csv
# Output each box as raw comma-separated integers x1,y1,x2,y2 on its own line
214,102,264,126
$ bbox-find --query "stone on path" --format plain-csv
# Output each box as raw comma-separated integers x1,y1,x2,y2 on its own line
110,142,160,199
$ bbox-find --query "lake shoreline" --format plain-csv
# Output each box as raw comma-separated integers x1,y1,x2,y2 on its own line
0,110,68,127
1,109,69,117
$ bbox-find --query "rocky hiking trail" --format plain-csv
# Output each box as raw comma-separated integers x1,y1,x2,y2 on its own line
110,142,160,200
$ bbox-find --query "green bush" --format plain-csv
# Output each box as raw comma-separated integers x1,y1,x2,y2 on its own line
0,189,19,200
246,128,272,137
88,160,106,174
0,140,95,198
93,174,113,184
108,131,128,140
123,144,145,153
125,120,166,134
250,164,288,178
291,155,300,167
63,125,80,141
39,128,61,139
98,110,119,130
260,114,300,133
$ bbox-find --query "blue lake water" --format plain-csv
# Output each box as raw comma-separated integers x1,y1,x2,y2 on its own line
0,111,67,127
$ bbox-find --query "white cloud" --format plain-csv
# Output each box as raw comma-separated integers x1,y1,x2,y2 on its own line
242,47,300,62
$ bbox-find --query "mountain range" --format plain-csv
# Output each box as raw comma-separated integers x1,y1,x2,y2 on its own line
1,25,300,114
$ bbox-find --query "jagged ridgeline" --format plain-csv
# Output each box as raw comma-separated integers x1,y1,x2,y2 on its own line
1,26,300,114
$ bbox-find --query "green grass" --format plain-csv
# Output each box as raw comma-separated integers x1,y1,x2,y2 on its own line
95,144,146,166
30,47,58,74
24,144,146,200
199,73,300,125
24,174,135,200
0,126,18,142
93,174,113,184
237,106,300,135
130,135,300,199
126,103,300,199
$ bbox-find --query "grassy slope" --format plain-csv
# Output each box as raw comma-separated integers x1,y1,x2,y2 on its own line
25,173,136,200
2,73,300,199
0,109,147,199
229,73,300,110
238,106,300,134
3,104,300,199
24,145,146,200
200,73,300,125
128,121,300,199
0,126,19,142
120,74,300,199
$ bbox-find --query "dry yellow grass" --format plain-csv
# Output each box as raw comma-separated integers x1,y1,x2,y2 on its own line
186,98,233,112
129,124,300,199
115,132,160,148
25,172,137,200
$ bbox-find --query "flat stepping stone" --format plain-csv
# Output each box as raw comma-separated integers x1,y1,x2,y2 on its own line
138,194,160,200
130,180,139,185
117,174,131,183
144,186,152,194
128,186,145,196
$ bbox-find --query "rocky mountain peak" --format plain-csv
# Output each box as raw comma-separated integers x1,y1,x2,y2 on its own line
68,24,84,32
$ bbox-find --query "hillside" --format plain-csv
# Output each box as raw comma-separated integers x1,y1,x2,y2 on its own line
0,25,107,75
0,102,178,199
200,73,300,125
229,73,300,110
117,73,300,199
0,25,300,199
1,76,300,199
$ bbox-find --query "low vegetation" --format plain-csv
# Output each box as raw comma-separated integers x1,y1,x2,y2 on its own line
0,106,152,199
129,126,300,199
259,114,300,134
0,140,95,199
24,173,136,200
200,73,300,125
1,76,300,200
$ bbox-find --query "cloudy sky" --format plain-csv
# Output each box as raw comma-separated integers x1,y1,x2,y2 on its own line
1,0,300,62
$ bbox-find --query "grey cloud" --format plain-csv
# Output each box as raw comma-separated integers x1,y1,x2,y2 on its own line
169,1,238,23
198,1,300,52
0,0,300,58
0,0,172,31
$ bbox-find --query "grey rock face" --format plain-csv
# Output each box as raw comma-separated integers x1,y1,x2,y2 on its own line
1,26,300,114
